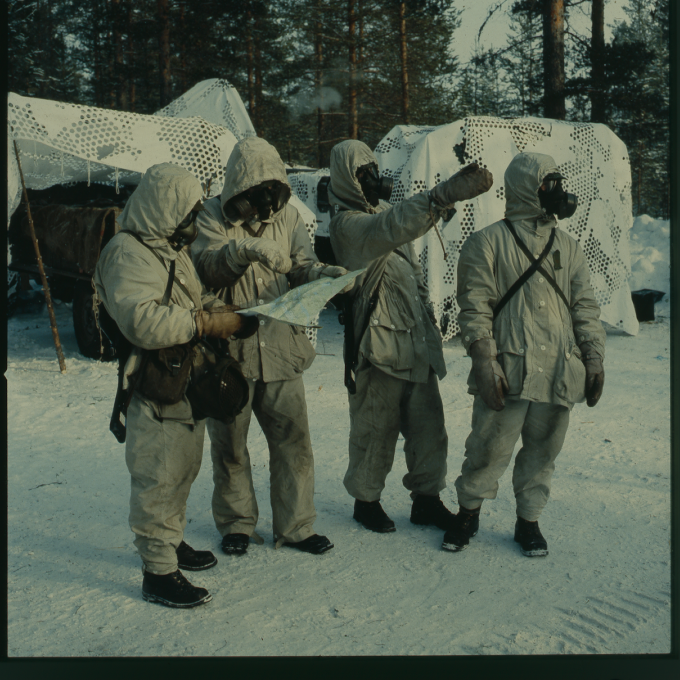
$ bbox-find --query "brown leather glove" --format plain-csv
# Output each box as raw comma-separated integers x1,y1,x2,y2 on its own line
579,342,604,407
469,338,509,411
195,306,258,340
430,163,494,208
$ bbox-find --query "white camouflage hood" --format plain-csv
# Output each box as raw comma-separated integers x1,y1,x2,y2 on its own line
118,162,203,257
504,152,561,223
327,139,381,214
219,137,290,224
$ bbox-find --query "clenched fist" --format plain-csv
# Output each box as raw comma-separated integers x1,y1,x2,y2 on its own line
430,163,493,208
229,237,292,274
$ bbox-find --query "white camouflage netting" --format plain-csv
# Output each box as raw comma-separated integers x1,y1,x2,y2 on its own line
7,80,317,230
370,117,638,337
6,81,320,343
8,80,255,218
154,78,256,141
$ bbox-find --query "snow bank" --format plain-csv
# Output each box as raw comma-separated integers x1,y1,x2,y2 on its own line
629,215,671,293
628,214,670,319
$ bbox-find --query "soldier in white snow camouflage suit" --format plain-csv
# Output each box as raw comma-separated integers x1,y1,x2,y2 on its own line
327,139,493,535
95,163,267,608
192,137,348,557
443,152,606,557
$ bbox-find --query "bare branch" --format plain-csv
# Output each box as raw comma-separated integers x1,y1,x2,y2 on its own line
478,0,511,42
565,30,591,49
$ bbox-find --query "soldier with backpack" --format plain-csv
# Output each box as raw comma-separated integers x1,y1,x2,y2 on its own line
326,139,493,534
94,162,291,607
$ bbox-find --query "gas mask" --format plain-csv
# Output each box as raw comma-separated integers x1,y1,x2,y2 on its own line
224,180,291,224
356,163,393,207
168,201,203,251
538,172,578,220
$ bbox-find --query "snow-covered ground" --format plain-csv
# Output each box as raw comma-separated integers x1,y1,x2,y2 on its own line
6,216,671,656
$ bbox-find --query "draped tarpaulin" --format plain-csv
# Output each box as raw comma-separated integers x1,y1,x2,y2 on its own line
288,117,638,337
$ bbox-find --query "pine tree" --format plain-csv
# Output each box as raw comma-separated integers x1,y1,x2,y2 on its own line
609,0,669,217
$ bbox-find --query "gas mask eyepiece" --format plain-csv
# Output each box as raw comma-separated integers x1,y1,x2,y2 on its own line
357,162,392,207
224,180,292,223
538,172,578,220
168,200,203,251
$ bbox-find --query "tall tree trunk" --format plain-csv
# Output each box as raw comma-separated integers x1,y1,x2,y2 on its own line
358,0,364,138
126,0,135,111
348,0,358,139
590,0,605,123
45,0,53,97
246,6,256,132
93,15,102,107
315,3,324,167
178,1,187,95
112,0,125,109
398,1,409,124
157,0,171,107
254,12,263,136
542,0,565,119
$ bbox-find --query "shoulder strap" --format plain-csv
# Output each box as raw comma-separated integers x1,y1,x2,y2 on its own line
393,248,410,263
503,219,571,312
120,230,191,303
493,219,556,320
343,268,386,394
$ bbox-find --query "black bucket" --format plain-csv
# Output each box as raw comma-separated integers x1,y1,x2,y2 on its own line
630,289,666,322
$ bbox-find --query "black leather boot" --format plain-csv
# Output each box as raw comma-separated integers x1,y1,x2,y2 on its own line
176,541,217,571
353,499,396,533
410,494,456,530
142,569,212,608
514,517,549,557
283,534,334,555
221,533,250,556
441,506,480,552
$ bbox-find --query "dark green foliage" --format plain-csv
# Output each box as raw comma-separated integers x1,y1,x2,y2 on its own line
5,0,669,217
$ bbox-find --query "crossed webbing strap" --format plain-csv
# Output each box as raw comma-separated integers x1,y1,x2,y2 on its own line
493,219,570,320
119,230,193,304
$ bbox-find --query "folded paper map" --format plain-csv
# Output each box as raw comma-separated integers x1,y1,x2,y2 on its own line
235,269,365,327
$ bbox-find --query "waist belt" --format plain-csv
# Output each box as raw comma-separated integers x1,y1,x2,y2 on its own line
493,218,570,320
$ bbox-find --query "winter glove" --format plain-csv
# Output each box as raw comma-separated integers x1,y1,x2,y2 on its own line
195,306,258,341
469,338,509,411
579,341,604,407
229,237,292,274
309,263,354,294
429,163,493,208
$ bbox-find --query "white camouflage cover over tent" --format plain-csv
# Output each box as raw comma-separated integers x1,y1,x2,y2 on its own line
371,117,638,336
7,79,317,239
289,117,638,337
7,79,322,343
154,78,256,140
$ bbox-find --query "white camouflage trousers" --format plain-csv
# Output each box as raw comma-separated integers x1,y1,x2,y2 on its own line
125,393,205,575
207,376,317,545
344,362,448,502
455,396,571,521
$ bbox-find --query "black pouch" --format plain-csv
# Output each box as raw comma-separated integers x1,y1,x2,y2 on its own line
186,340,250,423
137,343,194,405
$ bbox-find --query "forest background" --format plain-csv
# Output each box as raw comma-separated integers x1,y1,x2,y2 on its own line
7,0,670,219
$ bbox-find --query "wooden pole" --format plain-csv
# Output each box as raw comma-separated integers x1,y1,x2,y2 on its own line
13,139,67,374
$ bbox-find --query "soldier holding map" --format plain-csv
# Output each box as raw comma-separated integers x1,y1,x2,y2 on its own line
192,137,349,556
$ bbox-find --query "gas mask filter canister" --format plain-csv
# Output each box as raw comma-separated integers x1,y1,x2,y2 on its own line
168,200,203,251
538,172,578,220
357,163,393,207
